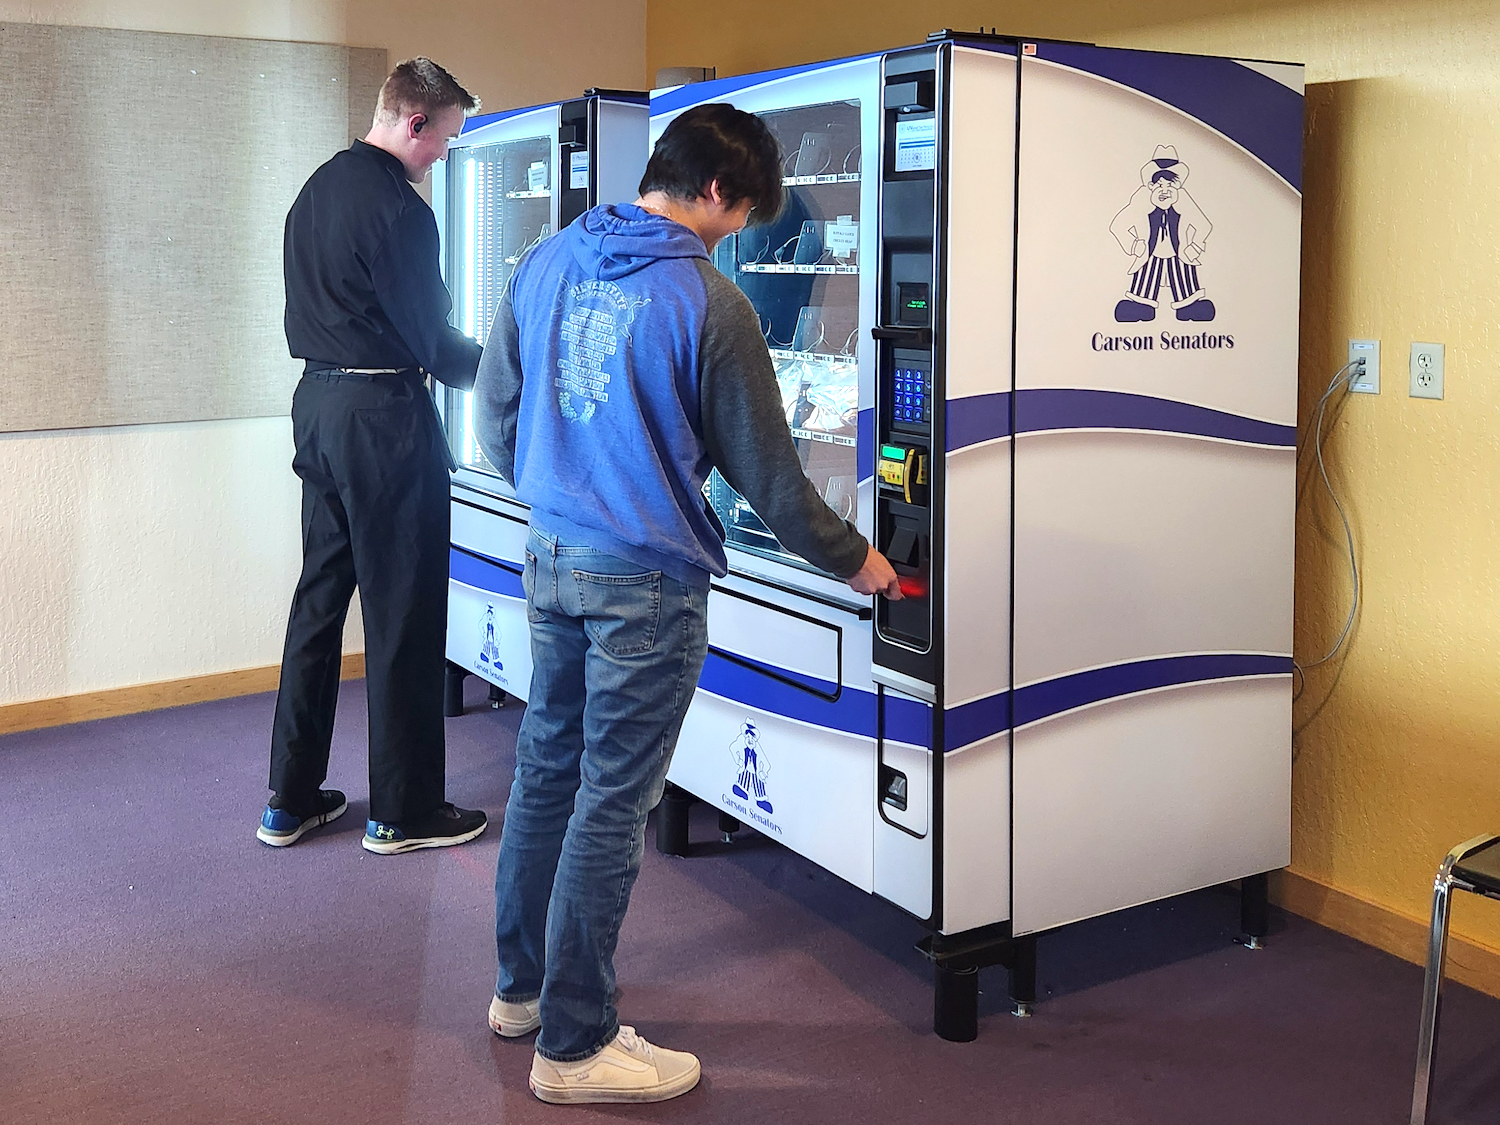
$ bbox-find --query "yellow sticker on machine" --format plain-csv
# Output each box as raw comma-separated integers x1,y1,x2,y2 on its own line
878,457,906,487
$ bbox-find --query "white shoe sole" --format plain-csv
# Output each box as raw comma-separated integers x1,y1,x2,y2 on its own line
489,1003,541,1037
361,819,487,855
256,799,348,847
529,1061,700,1104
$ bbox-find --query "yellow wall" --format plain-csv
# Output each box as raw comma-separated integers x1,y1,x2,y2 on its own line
649,0,1500,958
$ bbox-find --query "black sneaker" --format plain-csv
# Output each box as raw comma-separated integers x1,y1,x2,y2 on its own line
256,789,348,847
362,803,487,855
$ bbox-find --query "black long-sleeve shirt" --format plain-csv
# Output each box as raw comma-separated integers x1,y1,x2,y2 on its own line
283,140,481,389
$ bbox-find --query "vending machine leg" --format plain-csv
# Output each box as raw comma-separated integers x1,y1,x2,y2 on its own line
934,964,980,1042
1239,871,1270,950
443,661,467,718
1009,935,1037,1018
655,783,694,857
718,811,741,843
488,683,508,710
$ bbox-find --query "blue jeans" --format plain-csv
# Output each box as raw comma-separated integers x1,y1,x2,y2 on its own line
493,524,708,1061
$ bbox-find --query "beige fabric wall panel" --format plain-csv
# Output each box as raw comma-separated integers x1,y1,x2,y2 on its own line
0,23,385,432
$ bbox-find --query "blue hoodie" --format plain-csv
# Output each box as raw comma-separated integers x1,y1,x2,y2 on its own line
473,204,870,589
500,204,721,585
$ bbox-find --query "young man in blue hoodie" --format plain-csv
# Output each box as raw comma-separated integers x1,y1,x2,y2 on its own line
472,103,900,1104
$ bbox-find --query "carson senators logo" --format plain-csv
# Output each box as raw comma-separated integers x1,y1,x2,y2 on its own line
729,721,773,815
478,605,502,671
1110,145,1216,324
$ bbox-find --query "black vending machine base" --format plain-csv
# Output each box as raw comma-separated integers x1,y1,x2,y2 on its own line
443,661,507,717
652,785,1276,1040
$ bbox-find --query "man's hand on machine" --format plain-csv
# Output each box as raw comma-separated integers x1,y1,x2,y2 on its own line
847,544,904,600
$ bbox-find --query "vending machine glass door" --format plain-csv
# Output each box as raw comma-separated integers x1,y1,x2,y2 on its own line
703,95,867,577
443,126,555,480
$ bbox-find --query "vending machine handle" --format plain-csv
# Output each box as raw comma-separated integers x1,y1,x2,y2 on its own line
871,326,933,346
705,582,849,704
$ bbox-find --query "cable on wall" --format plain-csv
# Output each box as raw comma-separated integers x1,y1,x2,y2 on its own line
1292,359,1362,703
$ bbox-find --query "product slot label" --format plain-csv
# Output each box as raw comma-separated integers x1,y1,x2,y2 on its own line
825,217,859,259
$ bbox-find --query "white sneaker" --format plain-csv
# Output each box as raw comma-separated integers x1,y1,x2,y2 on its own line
488,994,541,1037
528,1026,700,1104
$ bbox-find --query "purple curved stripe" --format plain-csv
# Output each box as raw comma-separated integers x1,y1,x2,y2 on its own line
943,653,1292,751
650,53,880,116
945,392,1012,451
858,407,874,481
697,650,931,747
1036,43,1303,192
449,547,526,599
944,389,1295,450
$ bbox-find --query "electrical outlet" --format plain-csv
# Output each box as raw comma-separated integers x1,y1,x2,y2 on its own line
1410,342,1444,400
1348,339,1380,394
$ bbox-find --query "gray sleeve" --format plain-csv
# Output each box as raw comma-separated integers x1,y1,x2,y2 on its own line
695,262,870,580
471,284,521,485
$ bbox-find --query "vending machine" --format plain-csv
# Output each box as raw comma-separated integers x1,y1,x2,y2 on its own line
649,31,1304,1039
432,90,649,711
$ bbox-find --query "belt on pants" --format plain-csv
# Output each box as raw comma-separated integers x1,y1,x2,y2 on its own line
304,366,418,381
303,367,457,473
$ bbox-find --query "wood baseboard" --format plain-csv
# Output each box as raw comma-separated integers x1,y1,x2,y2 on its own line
0,654,366,736
1272,868,1500,1000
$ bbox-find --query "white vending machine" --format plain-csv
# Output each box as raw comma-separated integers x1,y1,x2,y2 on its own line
649,31,1304,1039
432,89,649,713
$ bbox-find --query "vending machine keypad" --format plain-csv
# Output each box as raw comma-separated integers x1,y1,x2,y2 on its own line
893,367,931,426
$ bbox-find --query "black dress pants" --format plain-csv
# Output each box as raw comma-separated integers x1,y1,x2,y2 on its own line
269,371,451,824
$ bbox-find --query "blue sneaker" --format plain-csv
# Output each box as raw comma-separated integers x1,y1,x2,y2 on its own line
362,803,487,855
256,789,348,847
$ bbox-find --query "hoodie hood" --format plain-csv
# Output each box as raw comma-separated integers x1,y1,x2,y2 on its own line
566,202,708,281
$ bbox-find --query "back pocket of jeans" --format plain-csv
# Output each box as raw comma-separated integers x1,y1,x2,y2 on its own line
573,569,661,657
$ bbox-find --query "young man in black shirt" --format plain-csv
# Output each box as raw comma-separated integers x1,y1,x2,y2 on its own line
258,58,486,854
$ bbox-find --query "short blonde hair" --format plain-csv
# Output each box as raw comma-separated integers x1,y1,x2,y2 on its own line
374,57,478,126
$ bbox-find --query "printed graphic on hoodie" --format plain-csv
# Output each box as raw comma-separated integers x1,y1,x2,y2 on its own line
555,279,651,423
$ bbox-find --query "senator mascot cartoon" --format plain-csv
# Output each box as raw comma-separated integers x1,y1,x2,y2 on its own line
478,605,501,669
1110,145,1215,323
729,721,773,815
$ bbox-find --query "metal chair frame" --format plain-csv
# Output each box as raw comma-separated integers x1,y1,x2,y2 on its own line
1411,832,1500,1125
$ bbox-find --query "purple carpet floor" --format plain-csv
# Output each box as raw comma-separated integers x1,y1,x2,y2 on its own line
2,678,1497,1124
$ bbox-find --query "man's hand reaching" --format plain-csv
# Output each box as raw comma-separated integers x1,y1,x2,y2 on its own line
846,544,903,600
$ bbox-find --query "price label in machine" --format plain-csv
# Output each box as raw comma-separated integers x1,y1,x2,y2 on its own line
825,216,859,259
